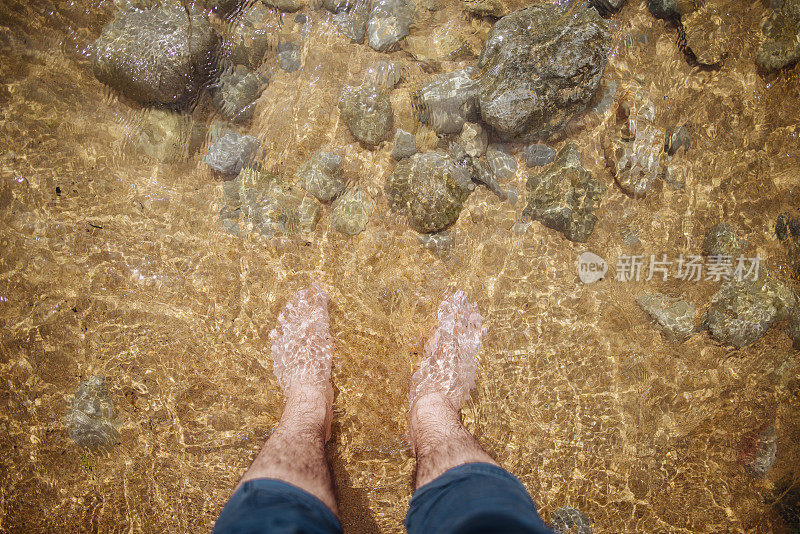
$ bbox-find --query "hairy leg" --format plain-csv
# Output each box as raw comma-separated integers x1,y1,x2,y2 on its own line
236,283,338,515
408,291,497,489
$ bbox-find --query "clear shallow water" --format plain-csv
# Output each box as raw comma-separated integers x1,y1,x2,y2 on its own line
0,0,799,532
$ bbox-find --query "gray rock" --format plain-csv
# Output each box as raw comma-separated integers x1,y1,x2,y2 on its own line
756,0,800,71
324,0,362,12
331,187,372,235
521,143,556,167
298,198,322,234
214,65,264,123
486,144,517,179
364,60,403,89
385,151,472,233
339,84,393,146
392,129,418,160
683,3,731,67
590,0,627,15
414,68,480,134
366,0,414,52
278,41,301,72
65,376,119,452
645,0,686,19
205,129,260,175
472,157,506,200
705,279,782,348
522,144,605,242
296,151,346,201
92,6,217,107
226,2,270,69
476,4,611,140
551,506,592,534
702,223,745,257
333,7,370,43
665,122,691,156
603,84,664,198
458,122,488,158
636,292,696,342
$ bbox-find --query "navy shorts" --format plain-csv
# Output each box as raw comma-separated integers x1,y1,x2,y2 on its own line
214,463,552,534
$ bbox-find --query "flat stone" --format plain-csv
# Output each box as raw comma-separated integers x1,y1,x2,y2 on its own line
636,292,696,342
756,0,800,71
278,41,301,72
205,129,260,175
706,279,779,348
522,144,606,242
133,108,205,163
366,0,414,52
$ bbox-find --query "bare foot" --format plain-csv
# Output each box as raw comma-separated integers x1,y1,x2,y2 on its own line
269,282,335,439
409,291,487,411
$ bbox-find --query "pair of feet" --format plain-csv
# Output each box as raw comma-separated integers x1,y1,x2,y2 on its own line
268,283,487,450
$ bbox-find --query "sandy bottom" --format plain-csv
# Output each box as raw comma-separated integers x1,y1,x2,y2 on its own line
0,0,799,532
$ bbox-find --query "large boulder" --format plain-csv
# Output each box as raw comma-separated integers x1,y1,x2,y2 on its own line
475,4,611,141
385,151,472,233
522,144,605,242
92,6,217,107
413,68,480,135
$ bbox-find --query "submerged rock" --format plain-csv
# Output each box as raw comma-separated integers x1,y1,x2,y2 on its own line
414,68,480,135
665,122,691,156
392,128,418,160
636,292,696,342
364,60,403,89
472,156,507,200
263,0,306,11
366,0,414,52
551,506,592,534
604,84,664,197
590,0,627,15
740,425,778,478
278,41,302,72
702,223,746,257
133,108,206,163
458,122,488,158
683,3,731,67
475,4,611,140
92,6,217,107
756,0,800,71
521,143,557,168
213,65,264,123
65,376,119,452
296,151,346,201
646,0,698,19
226,2,270,69
339,84,393,146
205,129,260,175
788,313,800,349
331,187,372,235
705,278,797,347
486,144,517,179
224,168,321,237
331,0,372,43
385,151,472,233
522,144,606,243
